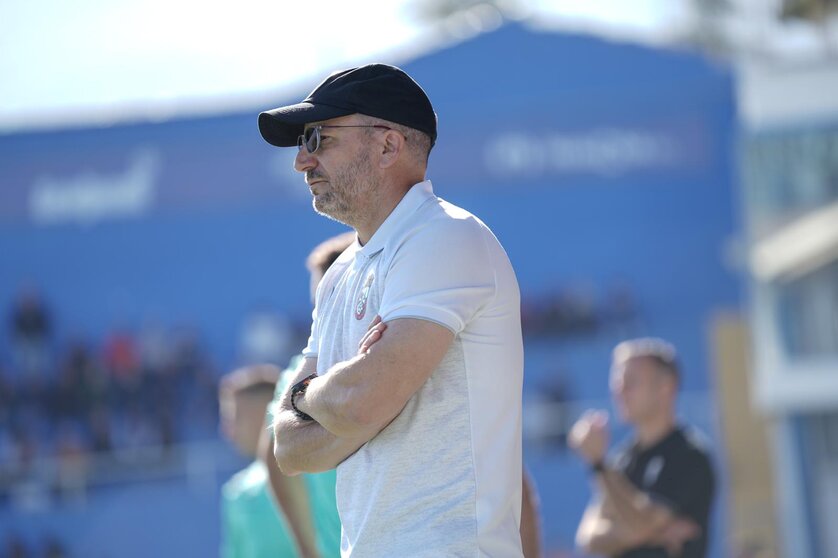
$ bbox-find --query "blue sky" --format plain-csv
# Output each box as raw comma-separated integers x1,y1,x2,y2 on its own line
1,0,676,130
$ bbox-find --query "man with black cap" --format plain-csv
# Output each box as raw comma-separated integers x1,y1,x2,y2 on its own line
259,64,525,557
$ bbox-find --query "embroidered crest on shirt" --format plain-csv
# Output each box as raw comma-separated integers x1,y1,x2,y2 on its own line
643,456,664,487
355,272,374,320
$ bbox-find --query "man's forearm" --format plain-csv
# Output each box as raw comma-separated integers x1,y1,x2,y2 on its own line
273,408,368,475
274,356,373,474
596,468,670,537
576,500,640,556
585,526,634,557
298,354,391,440
299,319,453,440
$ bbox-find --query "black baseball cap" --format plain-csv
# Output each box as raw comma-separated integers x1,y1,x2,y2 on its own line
258,63,437,148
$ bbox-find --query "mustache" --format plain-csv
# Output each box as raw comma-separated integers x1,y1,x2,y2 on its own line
306,171,327,184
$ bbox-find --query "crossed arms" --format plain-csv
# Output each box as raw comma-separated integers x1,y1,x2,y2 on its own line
570,412,699,557
272,317,454,476
575,467,698,557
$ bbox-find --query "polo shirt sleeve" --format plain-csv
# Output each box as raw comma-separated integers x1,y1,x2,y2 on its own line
378,217,496,334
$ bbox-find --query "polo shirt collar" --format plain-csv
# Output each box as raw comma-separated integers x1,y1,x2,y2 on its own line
358,180,434,257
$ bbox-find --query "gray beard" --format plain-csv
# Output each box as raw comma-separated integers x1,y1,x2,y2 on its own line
313,193,352,226
312,151,378,227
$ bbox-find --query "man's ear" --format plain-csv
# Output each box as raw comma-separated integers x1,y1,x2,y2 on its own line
379,129,404,169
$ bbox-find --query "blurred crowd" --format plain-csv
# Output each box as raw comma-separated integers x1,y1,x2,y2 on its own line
0,279,641,494
0,287,219,497
521,281,641,339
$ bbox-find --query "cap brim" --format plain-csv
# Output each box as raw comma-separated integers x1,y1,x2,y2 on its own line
258,102,354,147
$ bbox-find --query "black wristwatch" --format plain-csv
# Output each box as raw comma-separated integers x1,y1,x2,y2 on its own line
290,373,318,421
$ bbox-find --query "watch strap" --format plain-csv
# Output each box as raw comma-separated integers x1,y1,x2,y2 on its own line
290,373,318,421
590,460,606,475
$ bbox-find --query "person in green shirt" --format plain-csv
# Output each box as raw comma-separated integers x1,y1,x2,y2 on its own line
269,355,342,558
261,232,355,558
220,365,299,557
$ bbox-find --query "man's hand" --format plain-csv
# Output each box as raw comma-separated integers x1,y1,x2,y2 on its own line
358,315,387,354
653,517,700,557
568,410,610,465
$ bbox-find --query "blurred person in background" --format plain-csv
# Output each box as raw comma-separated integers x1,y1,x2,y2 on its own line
54,420,89,502
4,533,31,558
219,365,299,558
260,63,525,556
9,284,52,382
102,328,141,405
43,535,68,558
172,328,219,437
261,232,355,558
570,338,715,558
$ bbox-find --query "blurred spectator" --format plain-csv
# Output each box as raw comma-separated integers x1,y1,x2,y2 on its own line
567,283,599,335
56,340,102,421
54,420,89,502
9,285,52,381
13,427,38,480
570,338,715,558
219,365,300,558
42,535,68,558
605,280,641,338
0,427,23,486
168,328,218,437
171,328,208,395
523,370,574,455
138,320,175,411
519,296,544,335
88,405,112,454
156,406,176,450
542,368,574,452
102,329,141,402
0,364,13,424
4,533,31,558
138,319,171,373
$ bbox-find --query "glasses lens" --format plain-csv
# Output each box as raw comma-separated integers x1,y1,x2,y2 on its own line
304,127,319,153
297,134,304,150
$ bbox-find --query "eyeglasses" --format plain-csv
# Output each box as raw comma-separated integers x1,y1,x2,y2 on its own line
297,125,392,154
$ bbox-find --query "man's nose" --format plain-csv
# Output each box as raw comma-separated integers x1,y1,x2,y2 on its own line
294,147,317,173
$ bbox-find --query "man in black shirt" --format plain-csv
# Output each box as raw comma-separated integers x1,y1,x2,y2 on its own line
570,338,715,558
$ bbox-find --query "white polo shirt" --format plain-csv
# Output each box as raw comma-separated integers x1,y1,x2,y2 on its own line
304,180,524,558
